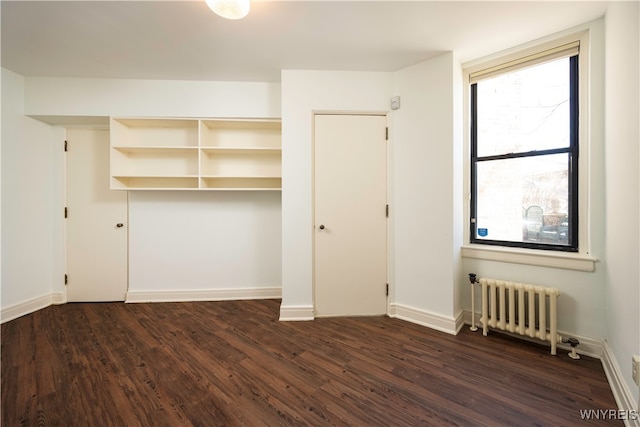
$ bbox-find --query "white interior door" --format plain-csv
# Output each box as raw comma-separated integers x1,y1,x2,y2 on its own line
314,114,388,317
66,128,128,301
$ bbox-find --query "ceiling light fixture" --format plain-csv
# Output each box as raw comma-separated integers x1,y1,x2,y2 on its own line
205,0,250,20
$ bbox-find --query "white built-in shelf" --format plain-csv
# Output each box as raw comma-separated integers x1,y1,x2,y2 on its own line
110,118,282,190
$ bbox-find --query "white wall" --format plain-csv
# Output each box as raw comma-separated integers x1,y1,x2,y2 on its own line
24,77,281,120
456,14,639,411
127,191,281,300
280,70,393,319
604,0,640,407
390,53,464,332
5,14,638,409
13,77,283,307
1,68,64,320
460,20,608,340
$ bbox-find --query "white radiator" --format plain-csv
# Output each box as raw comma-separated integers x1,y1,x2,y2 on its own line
471,276,561,355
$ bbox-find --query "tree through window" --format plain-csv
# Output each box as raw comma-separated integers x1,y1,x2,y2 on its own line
470,46,579,252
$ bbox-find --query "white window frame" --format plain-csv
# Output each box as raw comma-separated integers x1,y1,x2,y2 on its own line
461,30,598,272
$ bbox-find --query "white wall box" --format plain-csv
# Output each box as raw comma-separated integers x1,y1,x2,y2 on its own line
110,118,282,190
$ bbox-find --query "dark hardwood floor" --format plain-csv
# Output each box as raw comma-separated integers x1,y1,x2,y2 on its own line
2,299,621,426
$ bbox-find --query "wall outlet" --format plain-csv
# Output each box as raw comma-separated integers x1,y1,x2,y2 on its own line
633,355,640,387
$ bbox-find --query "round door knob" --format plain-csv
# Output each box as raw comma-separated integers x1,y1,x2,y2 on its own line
116,223,124,228
319,225,325,230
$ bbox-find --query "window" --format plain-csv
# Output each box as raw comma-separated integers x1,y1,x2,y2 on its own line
470,43,579,252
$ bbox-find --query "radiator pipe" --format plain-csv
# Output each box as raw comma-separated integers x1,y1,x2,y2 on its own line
563,337,581,360
469,273,479,331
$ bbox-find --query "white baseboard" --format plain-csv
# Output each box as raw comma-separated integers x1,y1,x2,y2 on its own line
1,293,53,324
601,340,640,427
279,304,314,321
388,303,458,335
1,289,281,321
462,309,604,358
454,310,466,334
125,287,282,303
52,292,67,305
555,332,604,359
463,309,638,424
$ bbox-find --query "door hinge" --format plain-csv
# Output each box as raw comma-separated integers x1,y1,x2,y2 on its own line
64,274,68,286
385,127,389,140
64,207,68,219
386,283,389,296
386,204,389,218
64,140,68,152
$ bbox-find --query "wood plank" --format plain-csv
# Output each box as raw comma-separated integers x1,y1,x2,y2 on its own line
1,300,623,426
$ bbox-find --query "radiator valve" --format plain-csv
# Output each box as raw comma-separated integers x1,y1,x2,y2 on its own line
563,337,581,360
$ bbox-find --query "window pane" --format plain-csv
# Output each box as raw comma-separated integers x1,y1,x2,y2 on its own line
476,58,571,157
475,154,570,246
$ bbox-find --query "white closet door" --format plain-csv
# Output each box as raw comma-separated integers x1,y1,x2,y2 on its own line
67,128,128,301
314,114,388,317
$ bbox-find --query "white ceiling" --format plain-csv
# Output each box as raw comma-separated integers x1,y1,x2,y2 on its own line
2,1,609,83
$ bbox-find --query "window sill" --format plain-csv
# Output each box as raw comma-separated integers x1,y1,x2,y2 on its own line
461,244,597,272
